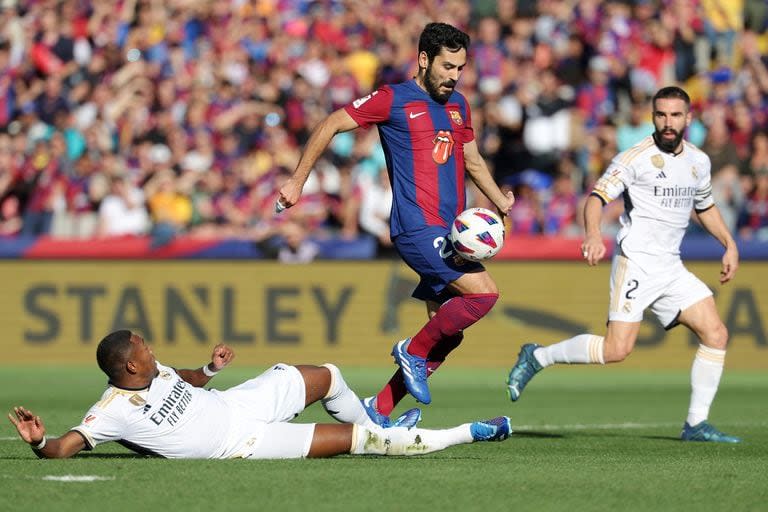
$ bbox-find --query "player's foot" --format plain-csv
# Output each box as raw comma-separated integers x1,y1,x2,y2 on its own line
506,343,543,401
361,396,422,429
680,421,741,443
470,416,513,442
391,338,431,404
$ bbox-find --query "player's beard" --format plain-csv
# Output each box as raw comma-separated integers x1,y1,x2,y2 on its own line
424,64,456,104
654,127,684,153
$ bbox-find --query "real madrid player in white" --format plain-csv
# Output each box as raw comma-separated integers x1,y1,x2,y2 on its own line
9,330,511,459
506,86,741,443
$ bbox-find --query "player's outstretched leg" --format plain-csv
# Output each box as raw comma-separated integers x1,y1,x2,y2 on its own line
469,416,513,442
361,396,421,429
391,338,431,404
350,416,513,456
319,364,420,429
681,421,741,443
506,343,543,401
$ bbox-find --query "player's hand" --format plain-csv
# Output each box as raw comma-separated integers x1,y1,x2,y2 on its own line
276,178,302,214
581,233,606,266
496,190,515,217
210,344,235,372
719,246,739,284
8,406,46,445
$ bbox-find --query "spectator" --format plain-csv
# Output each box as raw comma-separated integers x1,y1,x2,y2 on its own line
543,172,580,237
145,169,193,248
616,97,653,152
277,219,320,264
358,166,393,252
737,170,768,241
96,175,150,237
0,0,762,250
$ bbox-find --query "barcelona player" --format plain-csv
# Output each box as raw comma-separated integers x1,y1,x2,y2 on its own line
278,23,515,425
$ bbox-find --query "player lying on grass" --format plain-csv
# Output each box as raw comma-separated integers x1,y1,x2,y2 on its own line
8,330,511,459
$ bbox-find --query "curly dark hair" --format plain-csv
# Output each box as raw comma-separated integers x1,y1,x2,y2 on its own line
418,23,470,64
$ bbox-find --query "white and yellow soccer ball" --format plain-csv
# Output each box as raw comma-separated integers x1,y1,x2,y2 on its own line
450,207,505,262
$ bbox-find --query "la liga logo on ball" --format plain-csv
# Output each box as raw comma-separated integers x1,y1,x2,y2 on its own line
450,208,505,262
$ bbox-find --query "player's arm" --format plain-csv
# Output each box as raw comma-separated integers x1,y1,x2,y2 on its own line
277,109,360,211
463,138,514,216
8,406,86,459
581,194,608,266
176,343,235,387
695,206,739,283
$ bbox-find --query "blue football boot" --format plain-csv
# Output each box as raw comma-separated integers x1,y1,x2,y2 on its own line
680,421,741,443
391,338,431,404
361,396,421,429
470,416,513,442
506,343,543,401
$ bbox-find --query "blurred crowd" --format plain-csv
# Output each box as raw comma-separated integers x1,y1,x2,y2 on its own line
1,0,767,261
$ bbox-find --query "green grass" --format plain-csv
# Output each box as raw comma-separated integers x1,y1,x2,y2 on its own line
1,366,766,511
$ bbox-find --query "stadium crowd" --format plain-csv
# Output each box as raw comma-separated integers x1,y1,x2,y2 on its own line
0,0,767,259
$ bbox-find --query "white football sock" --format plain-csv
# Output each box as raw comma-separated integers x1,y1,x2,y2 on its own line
534,334,605,367
350,424,474,456
686,344,726,426
320,364,372,427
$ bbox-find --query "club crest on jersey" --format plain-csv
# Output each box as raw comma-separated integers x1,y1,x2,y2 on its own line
449,110,463,125
129,394,147,406
651,154,664,169
432,130,454,164
691,166,698,179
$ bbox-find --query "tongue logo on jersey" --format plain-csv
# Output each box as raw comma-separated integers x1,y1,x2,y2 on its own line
432,130,454,164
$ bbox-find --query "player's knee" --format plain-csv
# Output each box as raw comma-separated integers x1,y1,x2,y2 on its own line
464,292,498,319
705,322,729,350
603,338,634,363
320,363,343,397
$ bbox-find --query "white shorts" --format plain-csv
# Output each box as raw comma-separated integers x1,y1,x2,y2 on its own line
608,254,712,328
216,363,316,459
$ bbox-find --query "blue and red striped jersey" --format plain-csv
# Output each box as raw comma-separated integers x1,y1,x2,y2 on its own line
344,80,474,237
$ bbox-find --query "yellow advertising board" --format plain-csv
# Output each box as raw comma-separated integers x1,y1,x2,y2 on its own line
0,261,765,368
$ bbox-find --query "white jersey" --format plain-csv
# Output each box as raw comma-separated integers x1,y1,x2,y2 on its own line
71,363,243,459
592,136,715,272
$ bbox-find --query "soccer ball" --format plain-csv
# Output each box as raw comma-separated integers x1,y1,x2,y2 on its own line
450,208,505,262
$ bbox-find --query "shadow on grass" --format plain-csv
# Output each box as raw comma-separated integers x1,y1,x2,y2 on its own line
640,435,684,442
511,431,564,439
0,453,150,461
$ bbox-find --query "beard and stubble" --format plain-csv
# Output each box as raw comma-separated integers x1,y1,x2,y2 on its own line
654,126,685,153
423,63,456,104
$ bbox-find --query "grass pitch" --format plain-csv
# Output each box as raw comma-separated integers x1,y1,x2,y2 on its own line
1,366,766,512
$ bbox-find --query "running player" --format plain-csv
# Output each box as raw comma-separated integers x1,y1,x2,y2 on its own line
277,23,515,423
8,330,512,459
505,86,741,443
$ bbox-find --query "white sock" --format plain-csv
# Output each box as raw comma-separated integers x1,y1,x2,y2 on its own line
351,424,474,456
534,334,605,367
320,364,372,427
686,344,726,426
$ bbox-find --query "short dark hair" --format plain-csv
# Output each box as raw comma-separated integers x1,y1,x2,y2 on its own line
653,86,691,110
96,330,133,381
418,23,470,64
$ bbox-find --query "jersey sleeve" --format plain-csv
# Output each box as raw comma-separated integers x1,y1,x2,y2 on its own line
343,86,393,129
70,401,126,450
462,97,475,142
694,154,715,212
591,158,634,204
